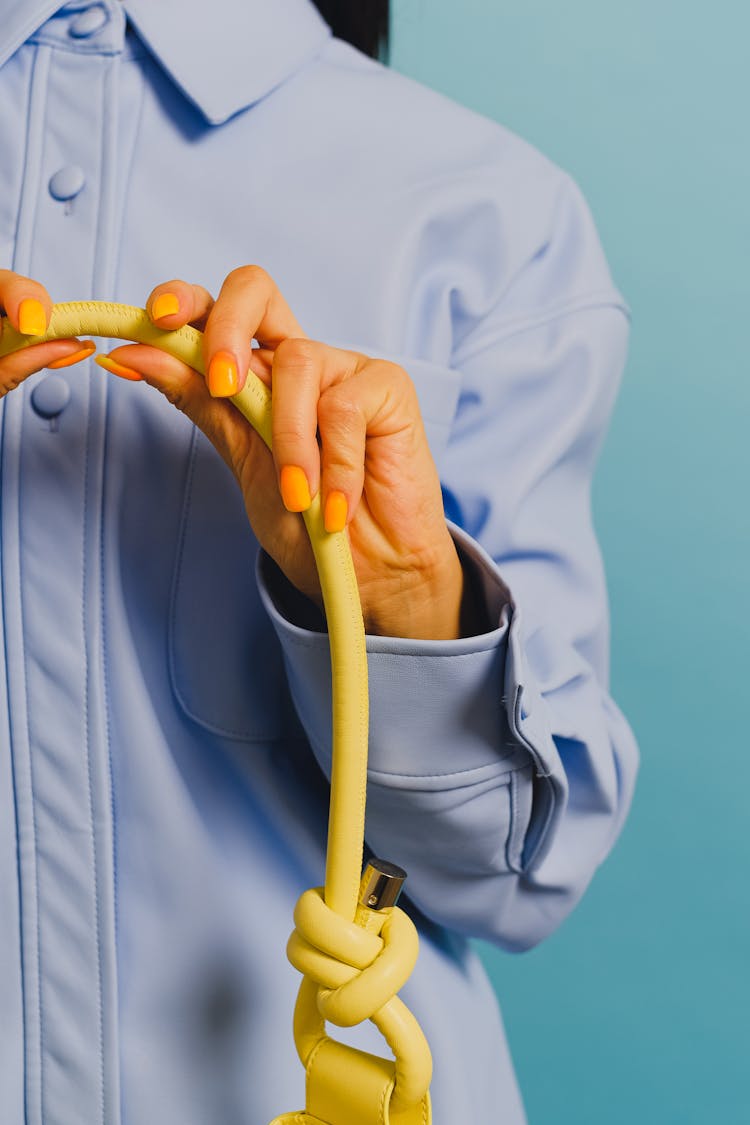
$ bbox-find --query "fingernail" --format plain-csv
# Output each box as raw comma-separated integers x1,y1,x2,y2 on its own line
95,354,143,382
47,341,96,369
207,350,238,397
151,292,180,321
280,465,312,512
18,298,47,336
324,490,348,533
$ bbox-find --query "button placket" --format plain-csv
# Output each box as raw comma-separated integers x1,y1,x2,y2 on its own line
13,22,126,1124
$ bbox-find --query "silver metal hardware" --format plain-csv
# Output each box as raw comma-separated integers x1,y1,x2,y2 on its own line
359,858,407,911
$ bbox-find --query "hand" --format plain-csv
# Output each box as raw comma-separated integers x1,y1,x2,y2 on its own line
0,270,96,389
99,267,469,640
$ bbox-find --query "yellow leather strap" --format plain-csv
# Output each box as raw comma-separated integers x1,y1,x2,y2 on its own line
0,302,432,1124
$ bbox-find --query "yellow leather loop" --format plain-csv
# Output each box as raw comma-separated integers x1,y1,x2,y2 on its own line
288,889,418,1028
270,1039,431,1125
0,302,432,1124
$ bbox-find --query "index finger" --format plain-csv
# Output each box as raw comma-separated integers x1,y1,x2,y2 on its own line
145,279,216,332
0,269,54,335
201,265,306,398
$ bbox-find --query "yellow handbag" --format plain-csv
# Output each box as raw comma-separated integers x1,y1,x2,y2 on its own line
0,302,433,1125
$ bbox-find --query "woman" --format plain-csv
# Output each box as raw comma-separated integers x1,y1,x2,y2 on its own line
0,2,638,1121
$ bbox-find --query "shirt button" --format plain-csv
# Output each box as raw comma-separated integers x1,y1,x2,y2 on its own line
31,375,72,421
49,165,86,203
68,5,109,38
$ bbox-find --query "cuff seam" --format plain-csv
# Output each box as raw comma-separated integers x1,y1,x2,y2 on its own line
278,630,507,658
367,752,530,785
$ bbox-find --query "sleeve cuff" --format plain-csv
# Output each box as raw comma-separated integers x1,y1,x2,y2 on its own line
256,523,563,813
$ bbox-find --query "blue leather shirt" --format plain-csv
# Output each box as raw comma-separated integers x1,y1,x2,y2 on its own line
0,2,639,1121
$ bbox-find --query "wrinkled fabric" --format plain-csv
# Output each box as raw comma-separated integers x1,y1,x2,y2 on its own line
0,2,638,1122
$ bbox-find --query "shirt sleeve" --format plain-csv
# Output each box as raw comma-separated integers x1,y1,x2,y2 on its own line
256,175,639,953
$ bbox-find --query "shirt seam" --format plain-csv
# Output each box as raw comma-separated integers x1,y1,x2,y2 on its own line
452,291,631,366
27,33,129,59
81,321,106,1125
278,629,505,659
367,756,528,785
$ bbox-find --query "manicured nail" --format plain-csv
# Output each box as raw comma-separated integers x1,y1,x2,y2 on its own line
95,354,143,382
48,341,96,369
151,292,180,321
280,465,312,512
18,298,47,336
207,350,238,397
324,490,348,533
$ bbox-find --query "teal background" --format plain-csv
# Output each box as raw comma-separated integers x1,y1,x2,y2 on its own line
391,2,749,1122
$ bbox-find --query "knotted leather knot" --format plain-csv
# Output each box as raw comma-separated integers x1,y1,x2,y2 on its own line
287,887,419,1028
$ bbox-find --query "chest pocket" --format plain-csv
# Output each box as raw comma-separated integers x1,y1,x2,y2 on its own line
169,352,462,741
169,430,286,741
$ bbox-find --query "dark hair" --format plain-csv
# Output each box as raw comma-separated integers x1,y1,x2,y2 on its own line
311,1,390,60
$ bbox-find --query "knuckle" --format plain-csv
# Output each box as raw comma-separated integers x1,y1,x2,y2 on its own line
194,283,214,307
162,383,188,410
0,373,24,398
323,451,360,478
273,336,317,372
318,386,361,427
381,359,416,395
273,422,309,445
228,264,272,289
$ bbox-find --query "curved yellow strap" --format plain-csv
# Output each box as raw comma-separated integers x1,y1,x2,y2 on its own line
0,302,432,1124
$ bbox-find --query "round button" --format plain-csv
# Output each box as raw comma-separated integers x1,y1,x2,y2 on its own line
31,375,72,420
49,165,86,203
68,5,109,38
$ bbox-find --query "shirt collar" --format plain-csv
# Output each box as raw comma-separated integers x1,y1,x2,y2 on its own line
0,0,66,65
0,0,332,125
124,0,332,124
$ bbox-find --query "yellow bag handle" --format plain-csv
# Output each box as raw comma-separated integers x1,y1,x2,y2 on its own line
0,302,432,1125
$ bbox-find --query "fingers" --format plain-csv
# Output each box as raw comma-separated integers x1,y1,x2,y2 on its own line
270,339,419,533
317,360,423,535
270,338,359,524
145,266,305,399
201,266,306,397
96,342,215,424
99,330,422,541
0,339,95,397
269,338,336,512
0,270,93,392
146,279,215,333
0,269,53,335
137,268,427,539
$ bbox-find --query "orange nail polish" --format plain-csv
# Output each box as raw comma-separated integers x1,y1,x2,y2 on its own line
324,490,348,533
48,342,96,370
207,350,238,397
95,354,143,382
280,465,312,512
18,298,47,336
151,292,180,320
